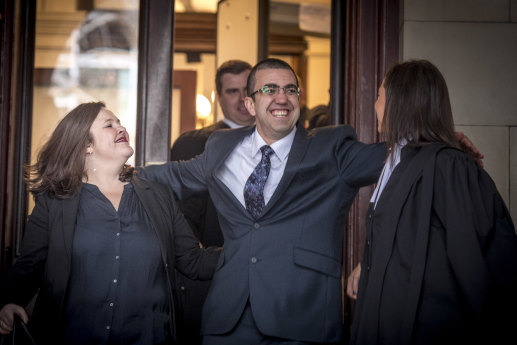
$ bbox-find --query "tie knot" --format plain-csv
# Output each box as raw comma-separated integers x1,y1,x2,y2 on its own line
260,145,274,159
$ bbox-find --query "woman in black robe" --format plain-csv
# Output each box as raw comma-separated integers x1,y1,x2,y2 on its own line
347,60,517,345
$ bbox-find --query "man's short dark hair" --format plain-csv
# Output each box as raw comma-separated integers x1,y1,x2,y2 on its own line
247,58,298,100
215,60,252,94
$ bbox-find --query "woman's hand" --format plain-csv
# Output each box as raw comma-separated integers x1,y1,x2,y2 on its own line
346,263,362,300
455,131,484,167
0,304,28,335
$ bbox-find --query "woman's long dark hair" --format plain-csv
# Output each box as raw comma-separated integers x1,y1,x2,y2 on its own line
381,59,459,151
25,102,134,198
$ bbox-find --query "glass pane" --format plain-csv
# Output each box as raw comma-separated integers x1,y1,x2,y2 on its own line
30,0,139,212
32,0,139,177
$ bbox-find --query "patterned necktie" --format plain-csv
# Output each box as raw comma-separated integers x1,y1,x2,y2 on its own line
244,145,275,219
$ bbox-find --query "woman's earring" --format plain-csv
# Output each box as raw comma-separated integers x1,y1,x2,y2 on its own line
88,150,96,171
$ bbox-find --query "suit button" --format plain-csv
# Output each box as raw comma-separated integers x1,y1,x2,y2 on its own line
251,257,257,264
367,240,371,246
254,223,260,229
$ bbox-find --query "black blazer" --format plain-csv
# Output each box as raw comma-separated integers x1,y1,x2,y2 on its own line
171,121,230,161
141,124,386,343
0,177,219,345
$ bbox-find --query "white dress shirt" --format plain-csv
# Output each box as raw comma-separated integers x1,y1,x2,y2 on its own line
216,127,297,207
370,140,406,209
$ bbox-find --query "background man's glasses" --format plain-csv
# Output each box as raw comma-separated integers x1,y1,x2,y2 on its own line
250,85,301,97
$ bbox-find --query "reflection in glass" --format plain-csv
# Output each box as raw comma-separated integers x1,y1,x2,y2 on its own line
31,0,139,211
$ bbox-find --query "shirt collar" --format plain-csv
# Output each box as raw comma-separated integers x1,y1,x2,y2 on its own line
391,138,408,158
224,118,252,129
250,126,296,162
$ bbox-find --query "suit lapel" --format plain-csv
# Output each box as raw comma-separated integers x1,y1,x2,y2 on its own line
211,125,255,167
209,126,255,212
132,178,170,263
133,178,163,237
61,189,81,261
207,124,309,220
261,124,309,217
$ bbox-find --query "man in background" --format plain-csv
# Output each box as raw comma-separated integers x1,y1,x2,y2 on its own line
170,59,253,345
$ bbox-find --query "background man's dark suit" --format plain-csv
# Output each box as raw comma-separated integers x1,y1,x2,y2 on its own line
170,120,229,345
142,123,386,343
171,121,229,246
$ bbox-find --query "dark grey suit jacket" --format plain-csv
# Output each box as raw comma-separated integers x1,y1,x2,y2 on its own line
0,177,219,345
140,123,386,343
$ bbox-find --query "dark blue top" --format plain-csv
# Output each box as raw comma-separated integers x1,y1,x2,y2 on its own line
63,182,170,345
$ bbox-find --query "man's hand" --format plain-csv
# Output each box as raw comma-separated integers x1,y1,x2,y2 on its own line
0,303,28,335
346,263,362,300
455,131,484,167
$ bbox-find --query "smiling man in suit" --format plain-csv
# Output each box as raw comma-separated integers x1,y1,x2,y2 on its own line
170,60,253,345
140,58,387,344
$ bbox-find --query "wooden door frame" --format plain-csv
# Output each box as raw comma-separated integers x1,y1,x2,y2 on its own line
343,0,400,279
338,0,400,334
0,0,176,276
0,0,17,276
0,0,36,274
173,70,196,135
136,0,175,165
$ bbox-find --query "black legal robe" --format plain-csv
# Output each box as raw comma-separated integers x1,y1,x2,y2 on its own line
351,144,517,345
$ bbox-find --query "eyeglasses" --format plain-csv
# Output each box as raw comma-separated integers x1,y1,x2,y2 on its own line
250,85,301,97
